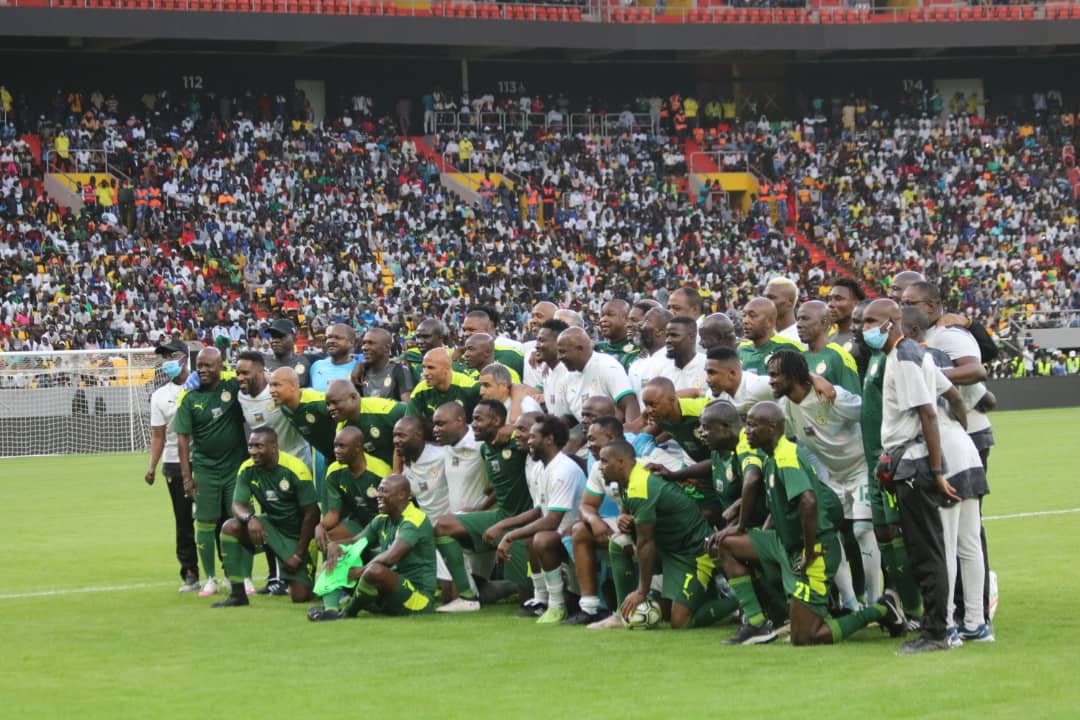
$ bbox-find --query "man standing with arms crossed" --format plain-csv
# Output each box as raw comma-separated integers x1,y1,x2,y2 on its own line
146,339,199,592
174,347,248,598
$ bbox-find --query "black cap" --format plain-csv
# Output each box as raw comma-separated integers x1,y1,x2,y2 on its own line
155,339,187,356
267,319,295,337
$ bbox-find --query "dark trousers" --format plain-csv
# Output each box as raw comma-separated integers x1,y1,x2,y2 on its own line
896,475,949,641
163,462,198,579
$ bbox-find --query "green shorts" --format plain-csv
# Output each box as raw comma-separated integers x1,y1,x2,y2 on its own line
342,517,366,537
193,471,236,523
257,515,315,588
868,472,902,526
658,550,716,612
748,529,839,618
376,576,434,616
457,509,530,588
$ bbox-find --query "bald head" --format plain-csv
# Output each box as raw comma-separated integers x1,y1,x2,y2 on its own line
392,415,427,463
641,377,679,424
580,395,619,430
557,326,593,372
890,271,925,302
742,297,777,343
333,424,366,465
195,347,224,389
463,333,495,371
796,300,831,347
699,312,737,352
325,378,360,422
432,401,468,446
530,301,557,331
362,327,393,367
268,366,301,407
863,299,902,348
640,307,673,351
421,347,454,390
746,401,786,454
415,318,448,353
378,473,413,516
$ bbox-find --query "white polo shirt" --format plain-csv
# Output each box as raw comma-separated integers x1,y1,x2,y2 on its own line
781,385,865,483
443,428,489,512
149,380,183,463
535,452,587,534
239,383,310,463
923,325,992,436
655,352,707,393
551,352,635,422
404,443,449,518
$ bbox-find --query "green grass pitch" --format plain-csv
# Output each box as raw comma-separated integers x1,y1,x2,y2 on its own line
3,408,1079,719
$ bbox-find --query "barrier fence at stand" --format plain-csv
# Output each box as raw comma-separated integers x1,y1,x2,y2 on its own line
2,0,1075,24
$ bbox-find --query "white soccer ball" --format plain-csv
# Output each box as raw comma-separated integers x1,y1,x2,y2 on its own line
625,598,662,630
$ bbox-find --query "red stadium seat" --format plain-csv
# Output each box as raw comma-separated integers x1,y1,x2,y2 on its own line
1021,6,1033,20
1071,5,1080,19
568,7,580,20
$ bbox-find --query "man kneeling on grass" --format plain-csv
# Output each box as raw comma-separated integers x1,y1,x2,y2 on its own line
212,426,319,607
308,474,437,621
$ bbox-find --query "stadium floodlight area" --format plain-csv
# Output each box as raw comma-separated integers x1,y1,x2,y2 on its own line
0,349,162,457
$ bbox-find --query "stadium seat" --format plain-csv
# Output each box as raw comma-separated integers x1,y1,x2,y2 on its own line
568,7,580,21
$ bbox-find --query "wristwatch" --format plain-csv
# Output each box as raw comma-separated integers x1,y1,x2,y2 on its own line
240,512,254,524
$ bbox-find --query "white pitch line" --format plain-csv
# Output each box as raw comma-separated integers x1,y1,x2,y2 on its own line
0,581,176,600
983,508,1080,522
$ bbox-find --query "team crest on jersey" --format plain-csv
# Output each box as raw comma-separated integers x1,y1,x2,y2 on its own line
623,343,634,353
502,449,512,459
370,427,381,439
279,479,290,492
816,362,827,374
296,363,306,374
305,413,315,423
384,375,393,387
221,391,232,403
726,466,734,482
366,486,378,498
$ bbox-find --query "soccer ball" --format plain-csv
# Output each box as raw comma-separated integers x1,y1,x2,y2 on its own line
625,598,662,630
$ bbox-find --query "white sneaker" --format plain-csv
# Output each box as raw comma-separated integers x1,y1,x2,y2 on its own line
178,577,201,593
197,578,219,597
243,578,256,596
436,597,481,613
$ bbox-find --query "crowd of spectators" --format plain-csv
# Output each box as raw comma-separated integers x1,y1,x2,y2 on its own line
1,83,1078,359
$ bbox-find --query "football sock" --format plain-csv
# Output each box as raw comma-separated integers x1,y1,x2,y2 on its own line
219,534,246,585
855,521,881,602
543,568,565,609
266,551,279,581
841,523,865,602
729,574,766,627
823,602,886,643
344,578,378,616
882,538,923,615
834,544,859,608
435,536,476,599
607,539,637,607
242,547,254,580
692,596,740,628
530,573,549,605
196,521,218,579
322,592,341,611
579,595,601,616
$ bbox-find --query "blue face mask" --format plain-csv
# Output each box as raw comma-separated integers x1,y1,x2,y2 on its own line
863,322,891,350
162,359,184,379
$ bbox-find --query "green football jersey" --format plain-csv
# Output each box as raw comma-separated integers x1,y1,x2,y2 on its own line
400,347,425,384
174,377,247,476
710,429,769,525
480,441,532,516
737,335,806,375
234,452,317,537
493,346,525,377
805,342,862,396
406,371,481,420
594,339,640,371
336,397,406,466
361,503,437,594
658,397,710,462
861,350,886,467
324,455,392,529
280,389,336,458
454,361,522,385
622,464,712,556
761,437,840,554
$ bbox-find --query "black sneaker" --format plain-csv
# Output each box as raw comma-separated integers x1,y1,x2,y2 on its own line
307,607,345,622
259,579,289,596
897,635,952,655
723,621,778,645
877,589,908,638
560,609,611,626
210,594,250,608
515,599,547,618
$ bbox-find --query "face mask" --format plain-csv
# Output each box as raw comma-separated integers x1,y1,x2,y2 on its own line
162,359,183,379
863,322,891,350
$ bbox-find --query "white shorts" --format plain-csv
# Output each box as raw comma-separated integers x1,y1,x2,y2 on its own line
820,460,871,521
